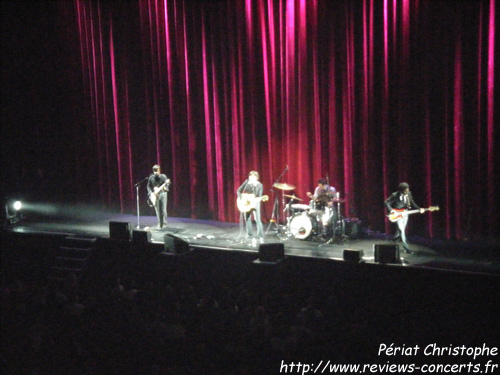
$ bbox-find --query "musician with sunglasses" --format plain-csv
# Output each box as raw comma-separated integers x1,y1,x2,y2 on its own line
384,182,424,254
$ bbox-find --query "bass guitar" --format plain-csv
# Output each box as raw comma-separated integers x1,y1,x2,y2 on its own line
387,206,439,222
148,179,171,207
237,193,269,213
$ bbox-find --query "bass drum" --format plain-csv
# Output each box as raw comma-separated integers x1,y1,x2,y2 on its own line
289,213,318,240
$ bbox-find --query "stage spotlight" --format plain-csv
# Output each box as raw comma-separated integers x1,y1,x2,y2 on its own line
13,201,22,211
4,198,24,225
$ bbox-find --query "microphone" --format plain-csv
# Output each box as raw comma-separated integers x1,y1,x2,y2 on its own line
285,165,289,171
134,176,149,187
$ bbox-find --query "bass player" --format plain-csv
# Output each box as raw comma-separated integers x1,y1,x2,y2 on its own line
384,182,424,254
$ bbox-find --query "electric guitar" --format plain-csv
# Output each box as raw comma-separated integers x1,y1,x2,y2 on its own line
148,179,171,207
387,206,439,222
237,193,269,213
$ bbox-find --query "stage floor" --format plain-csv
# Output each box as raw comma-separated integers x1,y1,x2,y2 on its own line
5,211,500,276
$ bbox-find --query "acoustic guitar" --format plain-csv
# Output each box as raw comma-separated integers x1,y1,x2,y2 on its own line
237,193,269,213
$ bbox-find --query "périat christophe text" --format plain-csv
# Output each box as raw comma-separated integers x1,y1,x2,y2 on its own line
378,343,498,359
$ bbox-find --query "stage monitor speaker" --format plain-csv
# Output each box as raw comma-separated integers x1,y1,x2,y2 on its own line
258,243,285,263
109,221,132,240
132,229,151,245
343,248,364,262
164,233,190,254
374,244,400,264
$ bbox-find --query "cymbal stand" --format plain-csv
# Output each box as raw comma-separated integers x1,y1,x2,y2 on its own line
265,189,280,235
276,187,293,239
281,189,287,222
282,197,296,239
265,165,288,236
279,194,293,239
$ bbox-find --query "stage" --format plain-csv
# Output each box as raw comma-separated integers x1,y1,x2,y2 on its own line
3,208,500,374
4,209,500,276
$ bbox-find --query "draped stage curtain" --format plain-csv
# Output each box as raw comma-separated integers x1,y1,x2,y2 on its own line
71,0,497,240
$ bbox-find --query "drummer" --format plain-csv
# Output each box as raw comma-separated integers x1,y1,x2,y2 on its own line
306,178,336,210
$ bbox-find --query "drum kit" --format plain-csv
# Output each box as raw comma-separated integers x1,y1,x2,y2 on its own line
268,182,346,243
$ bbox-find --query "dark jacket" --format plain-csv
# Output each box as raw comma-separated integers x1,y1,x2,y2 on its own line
237,179,263,198
384,191,420,212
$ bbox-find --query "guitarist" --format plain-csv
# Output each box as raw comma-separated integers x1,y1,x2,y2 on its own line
237,171,265,243
384,182,424,254
147,164,170,229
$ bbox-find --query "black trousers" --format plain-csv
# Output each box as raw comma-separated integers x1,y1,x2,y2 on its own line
154,192,168,227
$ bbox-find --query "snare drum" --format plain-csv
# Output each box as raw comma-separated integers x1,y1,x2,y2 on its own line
289,212,318,240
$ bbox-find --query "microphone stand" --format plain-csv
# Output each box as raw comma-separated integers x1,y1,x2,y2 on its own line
265,166,288,235
134,177,149,229
238,180,249,241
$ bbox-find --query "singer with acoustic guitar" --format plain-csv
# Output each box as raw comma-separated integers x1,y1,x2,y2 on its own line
384,182,425,254
237,171,268,243
147,164,170,230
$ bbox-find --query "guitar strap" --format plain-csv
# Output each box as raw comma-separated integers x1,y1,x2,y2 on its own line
243,179,250,192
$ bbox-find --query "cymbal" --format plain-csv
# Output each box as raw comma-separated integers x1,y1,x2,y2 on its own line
284,194,303,201
273,182,296,191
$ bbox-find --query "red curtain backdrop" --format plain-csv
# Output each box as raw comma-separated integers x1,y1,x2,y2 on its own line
71,0,497,240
